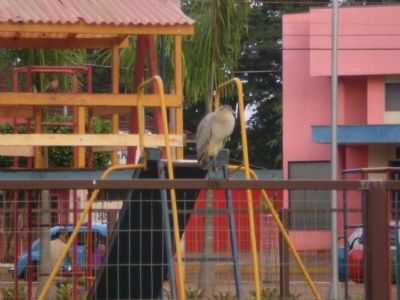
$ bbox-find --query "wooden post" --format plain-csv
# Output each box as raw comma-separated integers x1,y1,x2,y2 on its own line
72,74,86,168
87,66,94,168
34,108,44,168
26,69,34,168
112,45,120,165
175,36,184,159
12,69,18,92
78,107,86,167
364,182,391,300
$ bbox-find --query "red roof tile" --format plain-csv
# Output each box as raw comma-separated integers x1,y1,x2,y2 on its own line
0,0,193,26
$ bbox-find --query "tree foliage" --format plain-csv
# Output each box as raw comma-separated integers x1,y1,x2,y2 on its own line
238,0,400,169
182,0,249,107
0,49,87,91
235,1,305,168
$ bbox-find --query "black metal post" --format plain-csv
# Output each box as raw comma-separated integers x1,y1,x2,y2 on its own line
222,165,241,299
279,209,290,299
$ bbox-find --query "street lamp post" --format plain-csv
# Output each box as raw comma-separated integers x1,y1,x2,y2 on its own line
330,0,339,299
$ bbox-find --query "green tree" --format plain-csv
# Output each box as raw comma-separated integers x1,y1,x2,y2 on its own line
0,49,87,91
234,1,329,169
181,1,250,297
182,0,249,108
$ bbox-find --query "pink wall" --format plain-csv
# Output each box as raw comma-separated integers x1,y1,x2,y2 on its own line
283,13,332,250
367,76,385,124
343,77,367,124
282,13,331,180
308,6,400,76
338,146,368,232
282,8,390,250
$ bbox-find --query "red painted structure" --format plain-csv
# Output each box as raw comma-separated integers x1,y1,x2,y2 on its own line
185,189,282,252
7,66,94,300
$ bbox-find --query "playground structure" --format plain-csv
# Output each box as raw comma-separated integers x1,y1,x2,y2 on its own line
0,1,398,300
0,1,194,299
27,70,322,300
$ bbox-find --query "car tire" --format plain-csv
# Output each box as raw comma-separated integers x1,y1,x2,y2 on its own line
21,262,39,281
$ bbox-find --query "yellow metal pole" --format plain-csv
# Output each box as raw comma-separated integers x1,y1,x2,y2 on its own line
215,78,262,300
37,164,145,300
228,165,323,300
137,76,186,300
112,45,120,165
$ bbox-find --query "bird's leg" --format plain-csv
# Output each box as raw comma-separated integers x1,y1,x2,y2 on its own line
212,156,217,173
207,156,216,173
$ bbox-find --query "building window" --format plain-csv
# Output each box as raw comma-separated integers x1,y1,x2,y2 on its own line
288,161,331,230
386,83,400,111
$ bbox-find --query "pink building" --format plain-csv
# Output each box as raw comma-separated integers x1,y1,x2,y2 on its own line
283,5,400,250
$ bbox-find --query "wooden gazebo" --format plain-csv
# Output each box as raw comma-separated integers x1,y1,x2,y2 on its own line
0,0,194,168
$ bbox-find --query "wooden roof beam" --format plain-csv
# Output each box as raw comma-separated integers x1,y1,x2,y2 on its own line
0,37,130,49
0,23,194,36
117,35,129,48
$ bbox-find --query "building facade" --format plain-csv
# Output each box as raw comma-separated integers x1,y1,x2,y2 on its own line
283,5,400,250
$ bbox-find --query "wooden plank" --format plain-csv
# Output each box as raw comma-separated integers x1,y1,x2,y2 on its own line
91,107,130,116
0,93,180,107
92,146,125,152
0,23,194,36
0,146,34,157
0,37,129,49
0,106,33,118
0,134,184,147
112,45,120,165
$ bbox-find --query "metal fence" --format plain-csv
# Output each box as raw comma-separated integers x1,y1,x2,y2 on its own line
0,178,398,300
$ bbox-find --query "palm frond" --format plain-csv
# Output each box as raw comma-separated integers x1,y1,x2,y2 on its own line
183,0,249,107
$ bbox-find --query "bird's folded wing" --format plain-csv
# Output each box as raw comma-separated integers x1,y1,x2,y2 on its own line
195,113,213,160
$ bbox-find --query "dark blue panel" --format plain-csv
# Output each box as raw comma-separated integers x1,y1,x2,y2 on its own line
312,124,400,144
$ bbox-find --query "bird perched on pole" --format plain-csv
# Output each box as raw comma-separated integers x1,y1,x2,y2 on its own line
196,105,235,170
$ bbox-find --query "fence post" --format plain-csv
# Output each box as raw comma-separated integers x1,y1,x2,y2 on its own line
279,209,290,299
36,190,55,299
364,182,391,300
